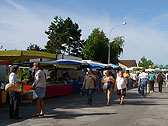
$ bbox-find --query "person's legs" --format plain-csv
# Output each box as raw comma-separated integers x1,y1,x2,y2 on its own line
149,81,152,92
13,93,19,118
144,82,147,97
159,82,163,92
40,98,44,115
141,83,144,96
35,98,40,115
151,80,154,92
86,89,92,105
9,94,14,119
106,88,112,105
158,83,162,92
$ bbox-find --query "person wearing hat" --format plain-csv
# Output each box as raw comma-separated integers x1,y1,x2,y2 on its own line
8,66,23,120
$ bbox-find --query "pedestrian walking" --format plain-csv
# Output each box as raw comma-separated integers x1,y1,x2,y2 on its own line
116,70,126,105
157,72,164,93
102,70,115,106
138,69,148,97
8,66,23,120
130,71,137,87
123,70,130,90
82,68,96,106
148,71,155,92
32,62,46,117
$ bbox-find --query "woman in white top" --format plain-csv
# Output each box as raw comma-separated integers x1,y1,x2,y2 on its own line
116,70,126,105
102,70,114,106
32,62,46,117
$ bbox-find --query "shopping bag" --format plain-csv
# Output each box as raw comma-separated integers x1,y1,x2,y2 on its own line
166,82,168,88
5,83,22,92
31,90,38,100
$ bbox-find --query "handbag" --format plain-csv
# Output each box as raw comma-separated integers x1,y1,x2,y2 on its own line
107,81,112,89
94,79,98,87
5,83,22,92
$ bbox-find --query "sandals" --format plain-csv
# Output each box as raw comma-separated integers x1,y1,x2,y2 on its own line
40,113,44,116
32,114,39,117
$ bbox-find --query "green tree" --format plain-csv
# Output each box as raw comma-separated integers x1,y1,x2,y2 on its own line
45,16,85,57
26,43,44,51
138,56,154,68
110,36,125,64
82,28,109,63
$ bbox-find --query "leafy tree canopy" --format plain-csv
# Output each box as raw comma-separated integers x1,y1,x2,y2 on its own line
45,16,85,57
27,43,44,51
82,28,109,63
138,56,154,69
110,36,125,64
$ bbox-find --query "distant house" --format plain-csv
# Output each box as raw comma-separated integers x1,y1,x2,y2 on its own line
118,60,137,68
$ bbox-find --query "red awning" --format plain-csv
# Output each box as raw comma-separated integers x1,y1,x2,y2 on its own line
0,60,13,65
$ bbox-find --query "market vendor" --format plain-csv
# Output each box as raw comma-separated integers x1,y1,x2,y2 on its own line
62,71,70,81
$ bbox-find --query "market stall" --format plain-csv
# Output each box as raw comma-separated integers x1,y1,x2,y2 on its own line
40,59,84,95
0,50,56,103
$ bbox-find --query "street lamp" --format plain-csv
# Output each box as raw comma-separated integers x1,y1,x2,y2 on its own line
108,22,127,64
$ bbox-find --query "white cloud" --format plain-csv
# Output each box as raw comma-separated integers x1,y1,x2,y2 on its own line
5,0,26,10
0,0,49,50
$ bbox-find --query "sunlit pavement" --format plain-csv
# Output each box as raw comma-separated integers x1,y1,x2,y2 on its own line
1,83,168,126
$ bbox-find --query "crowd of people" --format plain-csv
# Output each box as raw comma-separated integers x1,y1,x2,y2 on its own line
82,68,168,106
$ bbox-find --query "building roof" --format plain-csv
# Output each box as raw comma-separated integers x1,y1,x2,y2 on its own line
119,60,137,67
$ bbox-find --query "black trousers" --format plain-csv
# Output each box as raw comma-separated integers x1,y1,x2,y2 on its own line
9,92,20,118
149,80,155,92
158,82,163,92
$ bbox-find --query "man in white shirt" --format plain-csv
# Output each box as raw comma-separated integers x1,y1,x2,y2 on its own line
138,69,148,97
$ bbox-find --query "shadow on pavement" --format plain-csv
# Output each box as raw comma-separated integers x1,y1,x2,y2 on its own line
0,86,167,125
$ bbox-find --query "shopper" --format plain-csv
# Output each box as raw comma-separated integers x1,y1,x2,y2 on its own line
8,66,23,120
148,71,155,92
82,68,96,106
157,72,164,93
32,62,46,117
116,70,126,105
138,69,148,97
102,70,114,106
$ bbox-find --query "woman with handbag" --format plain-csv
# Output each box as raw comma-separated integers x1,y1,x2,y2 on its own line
82,68,96,106
102,70,114,106
32,62,46,117
8,66,23,120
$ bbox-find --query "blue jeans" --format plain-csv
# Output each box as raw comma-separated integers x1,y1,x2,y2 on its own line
140,82,147,96
86,89,94,104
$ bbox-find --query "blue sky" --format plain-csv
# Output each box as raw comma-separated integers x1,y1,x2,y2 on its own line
1,0,168,65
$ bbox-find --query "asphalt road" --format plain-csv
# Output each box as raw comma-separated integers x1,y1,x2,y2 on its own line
0,83,168,126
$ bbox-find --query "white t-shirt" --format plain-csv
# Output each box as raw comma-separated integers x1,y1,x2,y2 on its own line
130,73,137,81
116,77,126,90
139,72,148,79
9,72,18,83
